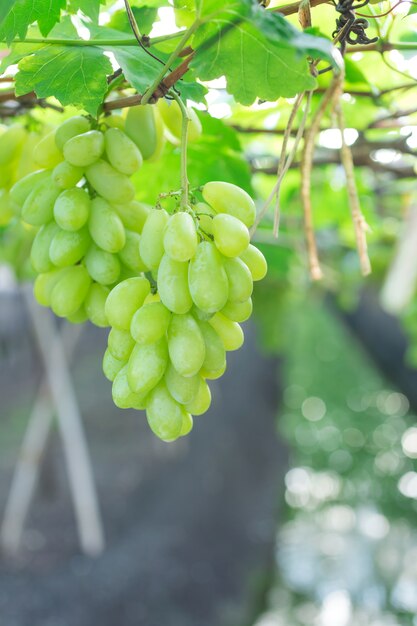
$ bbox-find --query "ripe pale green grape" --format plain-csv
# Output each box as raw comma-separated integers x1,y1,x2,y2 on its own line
191,305,213,322
67,306,88,324
163,212,198,262
127,338,168,395
112,200,150,234
89,197,126,253
195,202,215,235
197,320,226,376
21,178,61,226
54,188,90,231
55,116,90,151
157,254,192,314
10,169,50,207
212,214,250,257
125,105,158,160
84,283,109,327
118,230,148,273
180,413,193,436
103,348,125,382
146,382,186,442
130,302,171,344
104,128,143,175
108,327,135,361
139,209,169,270
201,362,226,380
52,161,84,190
63,130,104,167
184,377,211,416
30,222,59,273
85,160,135,204
221,298,253,322
188,242,229,313
223,257,253,302
49,227,90,267
84,244,121,285
50,265,91,318
0,124,25,165
112,365,147,410
33,131,62,169
239,244,267,281
165,363,200,405
105,277,150,330
168,314,206,377
34,268,70,306
158,99,202,143
209,313,244,351
202,181,256,228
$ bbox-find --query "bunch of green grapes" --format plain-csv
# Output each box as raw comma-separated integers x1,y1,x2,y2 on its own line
10,114,153,326
102,181,267,442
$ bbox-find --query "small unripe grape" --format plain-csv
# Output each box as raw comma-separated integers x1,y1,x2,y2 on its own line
139,209,169,270
202,181,256,228
49,227,90,267
21,178,61,226
146,382,186,442
180,413,193,436
34,268,70,306
30,221,59,273
50,265,91,318
212,213,250,257
84,245,121,285
195,202,215,235
221,298,253,322
10,169,50,207
108,327,135,361
113,200,150,234
89,197,126,253
209,313,244,351
158,254,192,314
239,244,267,281
105,277,150,330
127,338,168,396
34,131,62,169
163,212,197,262
223,257,253,303
54,188,90,231
55,116,90,151
168,314,206,378
118,230,148,273
165,363,200,405
188,242,228,313
103,348,126,382
112,365,147,410
197,320,226,376
130,302,171,344
63,130,104,167
184,378,211,416
85,160,135,204
52,161,84,190
104,128,143,175
84,283,109,327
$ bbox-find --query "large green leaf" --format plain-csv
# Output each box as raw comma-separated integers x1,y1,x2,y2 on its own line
67,0,105,23
0,0,66,44
0,0,16,29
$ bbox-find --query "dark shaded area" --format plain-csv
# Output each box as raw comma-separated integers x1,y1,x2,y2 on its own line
0,292,286,626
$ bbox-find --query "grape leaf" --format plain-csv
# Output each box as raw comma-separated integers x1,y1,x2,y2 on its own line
0,0,16,29
0,0,66,44
15,45,112,114
67,0,105,23
108,6,159,34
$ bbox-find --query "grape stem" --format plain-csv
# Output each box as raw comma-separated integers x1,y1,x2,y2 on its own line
170,91,191,210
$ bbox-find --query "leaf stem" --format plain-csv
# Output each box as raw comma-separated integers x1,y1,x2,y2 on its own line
2,31,184,47
170,91,191,209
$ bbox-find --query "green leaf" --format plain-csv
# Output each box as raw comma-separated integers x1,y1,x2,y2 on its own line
0,0,66,44
68,0,105,23
0,0,16,29
108,6,159,34
15,44,112,115
344,57,371,86
109,45,163,93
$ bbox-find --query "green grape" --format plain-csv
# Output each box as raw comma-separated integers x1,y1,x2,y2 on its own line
165,363,200,405
105,277,150,330
63,130,104,167
188,241,229,313
139,209,169,270
112,200,150,234
84,244,121,285
108,327,135,361
167,313,206,377
202,181,256,228
84,283,109,327
180,413,193,436
50,265,91,318
34,268,70,306
67,306,88,324
209,313,244,351
239,244,267,281
33,131,62,169
125,104,160,160
30,222,59,273
104,128,143,175
146,382,186,442
112,365,147,410
118,230,148,273
223,257,253,303
0,163,14,188
103,348,126,382
130,301,171,344
127,338,168,395
221,297,253,322
54,187,90,231
0,124,25,165
10,169,50,207
157,254,192,314
163,211,198,262
89,196,126,253
104,114,125,130
212,213,250,258
52,161,84,190
197,320,226,376
201,362,226,380
21,178,61,226
195,202,215,235
49,227,90,267
158,99,202,143
191,305,213,322
85,160,135,204
55,116,90,151
184,377,211,416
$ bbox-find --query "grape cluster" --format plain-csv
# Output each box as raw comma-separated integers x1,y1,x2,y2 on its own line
10,115,150,326
103,181,267,442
